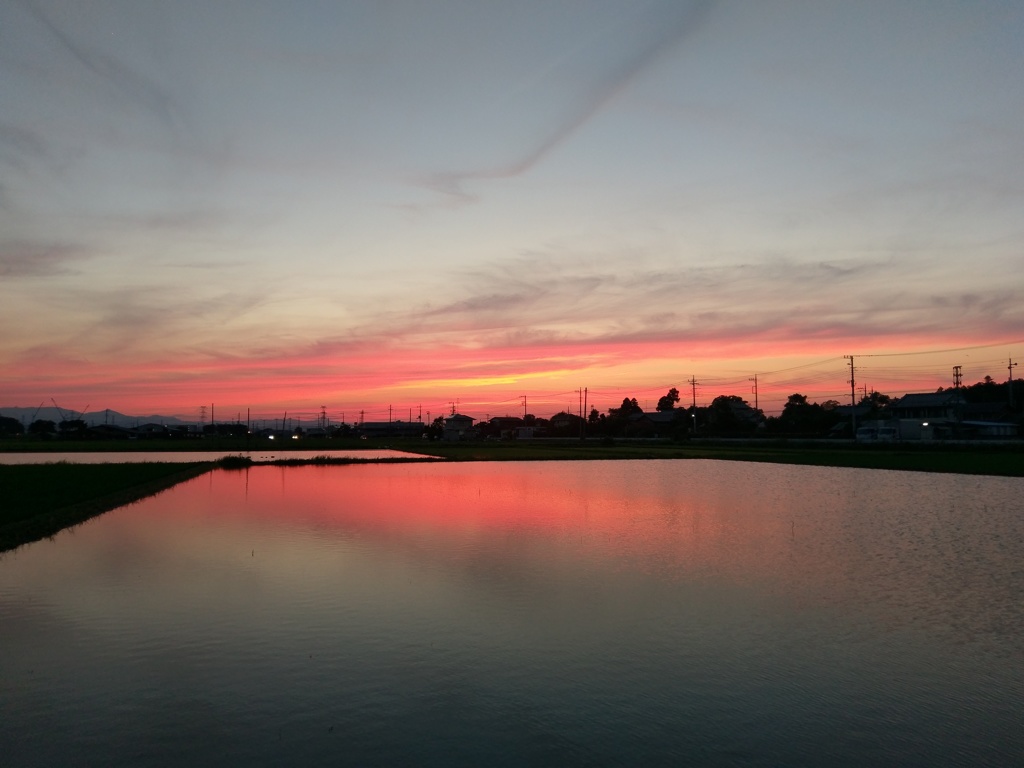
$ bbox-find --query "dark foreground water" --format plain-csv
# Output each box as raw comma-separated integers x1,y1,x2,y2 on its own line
1,461,1022,766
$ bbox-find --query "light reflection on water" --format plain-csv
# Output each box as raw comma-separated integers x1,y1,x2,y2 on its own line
1,460,1022,766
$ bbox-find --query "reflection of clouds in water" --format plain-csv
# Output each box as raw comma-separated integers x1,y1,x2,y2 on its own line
2,460,1022,765
4,461,1021,659
112,460,1023,657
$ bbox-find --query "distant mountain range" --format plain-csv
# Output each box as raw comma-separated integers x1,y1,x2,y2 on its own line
0,407,188,427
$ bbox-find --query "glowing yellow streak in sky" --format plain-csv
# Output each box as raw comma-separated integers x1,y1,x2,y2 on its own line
395,368,579,390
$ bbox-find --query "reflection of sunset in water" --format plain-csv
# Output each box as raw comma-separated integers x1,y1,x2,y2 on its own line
3,460,1022,766
112,460,1022,654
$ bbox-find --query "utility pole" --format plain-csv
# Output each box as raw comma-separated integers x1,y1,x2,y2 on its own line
521,395,527,418
1010,358,1018,408
844,355,857,434
749,375,758,411
953,365,963,423
688,376,699,408
582,387,588,440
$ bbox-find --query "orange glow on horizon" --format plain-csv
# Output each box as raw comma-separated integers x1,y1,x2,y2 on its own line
3,330,1019,421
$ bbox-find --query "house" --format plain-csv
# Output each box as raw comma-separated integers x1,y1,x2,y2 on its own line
443,413,475,441
891,392,962,421
627,410,683,437
487,416,524,440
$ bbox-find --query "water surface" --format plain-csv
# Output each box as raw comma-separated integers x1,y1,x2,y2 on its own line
1,460,1021,766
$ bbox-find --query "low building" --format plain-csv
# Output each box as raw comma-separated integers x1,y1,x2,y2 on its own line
443,414,475,441
487,416,524,440
960,421,1018,438
629,410,683,437
87,424,133,440
891,392,961,421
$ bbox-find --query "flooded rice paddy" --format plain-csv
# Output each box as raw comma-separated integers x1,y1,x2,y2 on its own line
1,460,1022,766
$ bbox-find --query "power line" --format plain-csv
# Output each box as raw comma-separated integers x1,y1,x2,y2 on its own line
858,339,1024,357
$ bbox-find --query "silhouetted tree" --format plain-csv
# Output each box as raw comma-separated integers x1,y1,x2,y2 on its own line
58,418,88,434
964,376,1009,404
707,395,760,434
329,422,353,438
425,416,445,440
656,388,680,411
547,411,584,437
613,397,642,416
857,392,891,412
28,419,56,435
599,397,642,437
769,393,841,435
0,416,24,436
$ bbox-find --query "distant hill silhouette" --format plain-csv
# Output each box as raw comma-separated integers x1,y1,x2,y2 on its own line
0,407,187,428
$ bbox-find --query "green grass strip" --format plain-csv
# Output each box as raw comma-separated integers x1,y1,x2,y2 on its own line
0,462,212,553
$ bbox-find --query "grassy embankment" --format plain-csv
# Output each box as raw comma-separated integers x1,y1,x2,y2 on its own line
408,440,1024,475
0,462,211,553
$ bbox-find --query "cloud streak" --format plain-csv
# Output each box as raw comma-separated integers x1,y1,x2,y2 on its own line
420,0,715,202
17,0,181,129
337,249,1022,359
0,241,90,278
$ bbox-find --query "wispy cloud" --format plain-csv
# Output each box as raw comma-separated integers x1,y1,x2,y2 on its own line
332,247,1020,359
0,241,90,278
418,0,715,203
73,288,269,356
0,122,48,172
16,0,181,130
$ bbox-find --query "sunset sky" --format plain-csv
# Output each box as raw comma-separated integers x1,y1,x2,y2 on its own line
2,0,1022,423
